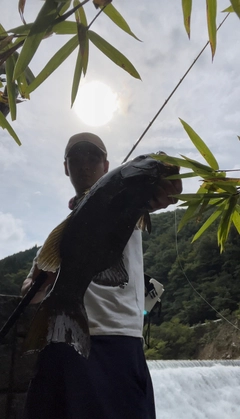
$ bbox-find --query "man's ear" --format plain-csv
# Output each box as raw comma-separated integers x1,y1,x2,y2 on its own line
64,160,69,176
104,160,109,174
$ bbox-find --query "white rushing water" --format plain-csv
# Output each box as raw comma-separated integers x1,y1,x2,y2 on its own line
148,360,240,419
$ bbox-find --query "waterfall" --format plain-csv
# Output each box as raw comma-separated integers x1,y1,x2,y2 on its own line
148,360,240,419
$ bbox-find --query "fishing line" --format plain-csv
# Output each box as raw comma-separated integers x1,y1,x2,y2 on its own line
122,12,230,164
173,208,240,332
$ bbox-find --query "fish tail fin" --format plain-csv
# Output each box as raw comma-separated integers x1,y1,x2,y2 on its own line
23,292,90,358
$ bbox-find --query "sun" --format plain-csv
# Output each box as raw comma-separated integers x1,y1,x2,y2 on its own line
73,81,118,127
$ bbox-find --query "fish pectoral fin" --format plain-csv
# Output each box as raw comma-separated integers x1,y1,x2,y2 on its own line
23,293,90,358
37,213,72,272
92,256,129,288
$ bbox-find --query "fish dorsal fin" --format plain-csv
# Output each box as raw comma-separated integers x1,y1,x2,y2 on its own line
92,256,129,288
37,213,72,272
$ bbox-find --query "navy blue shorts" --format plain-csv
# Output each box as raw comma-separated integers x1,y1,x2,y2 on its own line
22,336,156,419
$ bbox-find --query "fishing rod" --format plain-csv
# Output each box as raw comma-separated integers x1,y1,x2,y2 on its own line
122,12,230,164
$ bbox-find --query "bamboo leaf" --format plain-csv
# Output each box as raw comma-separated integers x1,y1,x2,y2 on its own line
202,179,239,194
53,21,77,35
177,192,230,201
181,0,192,38
74,2,89,76
218,196,237,251
18,0,27,24
102,4,141,41
165,172,199,180
179,118,219,169
230,0,240,18
206,0,217,59
5,55,17,120
71,50,83,107
222,6,234,12
78,3,88,26
13,0,60,79
151,153,213,175
232,209,240,233
58,0,72,16
26,35,79,94
8,23,32,35
178,199,201,231
88,30,141,79
180,155,216,173
0,111,21,145
192,204,223,243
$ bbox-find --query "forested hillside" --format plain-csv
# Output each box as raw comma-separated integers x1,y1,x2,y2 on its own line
0,210,240,359
0,245,40,295
142,209,240,326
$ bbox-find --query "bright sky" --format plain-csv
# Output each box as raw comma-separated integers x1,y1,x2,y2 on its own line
0,0,240,259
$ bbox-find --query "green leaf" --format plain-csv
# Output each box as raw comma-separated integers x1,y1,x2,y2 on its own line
102,4,141,41
232,209,240,233
179,118,219,169
7,23,32,35
0,111,21,145
5,55,17,120
218,196,237,251
230,0,240,18
53,21,77,35
177,192,231,201
76,24,89,76
181,0,192,38
206,0,217,59
192,203,223,243
88,30,141,79
151,153,213,175
222,6,234,12
180,155,216,174
26,35,79,94
58,0,72,16
74,2,89,76
202,179,238,194
77,2,88,26
71,49,83,107
13,0,60,79
165,172,199,180
178,199,201,231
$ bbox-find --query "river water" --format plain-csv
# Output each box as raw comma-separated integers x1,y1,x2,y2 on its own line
148,360,240,419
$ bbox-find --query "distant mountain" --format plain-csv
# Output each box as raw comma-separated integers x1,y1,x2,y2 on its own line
0,245,40,295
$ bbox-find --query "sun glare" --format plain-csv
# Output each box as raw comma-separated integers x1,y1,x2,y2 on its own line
73,81,118,127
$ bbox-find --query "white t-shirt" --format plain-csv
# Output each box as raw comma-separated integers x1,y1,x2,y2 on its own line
84,228,145,337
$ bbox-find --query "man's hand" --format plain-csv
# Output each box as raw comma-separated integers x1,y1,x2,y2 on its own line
149,178,182,211
21,265,57,304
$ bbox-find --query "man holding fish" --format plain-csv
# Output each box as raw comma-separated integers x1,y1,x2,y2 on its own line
21,132,182,419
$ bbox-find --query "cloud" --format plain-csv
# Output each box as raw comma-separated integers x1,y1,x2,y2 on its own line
0,212,35,259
